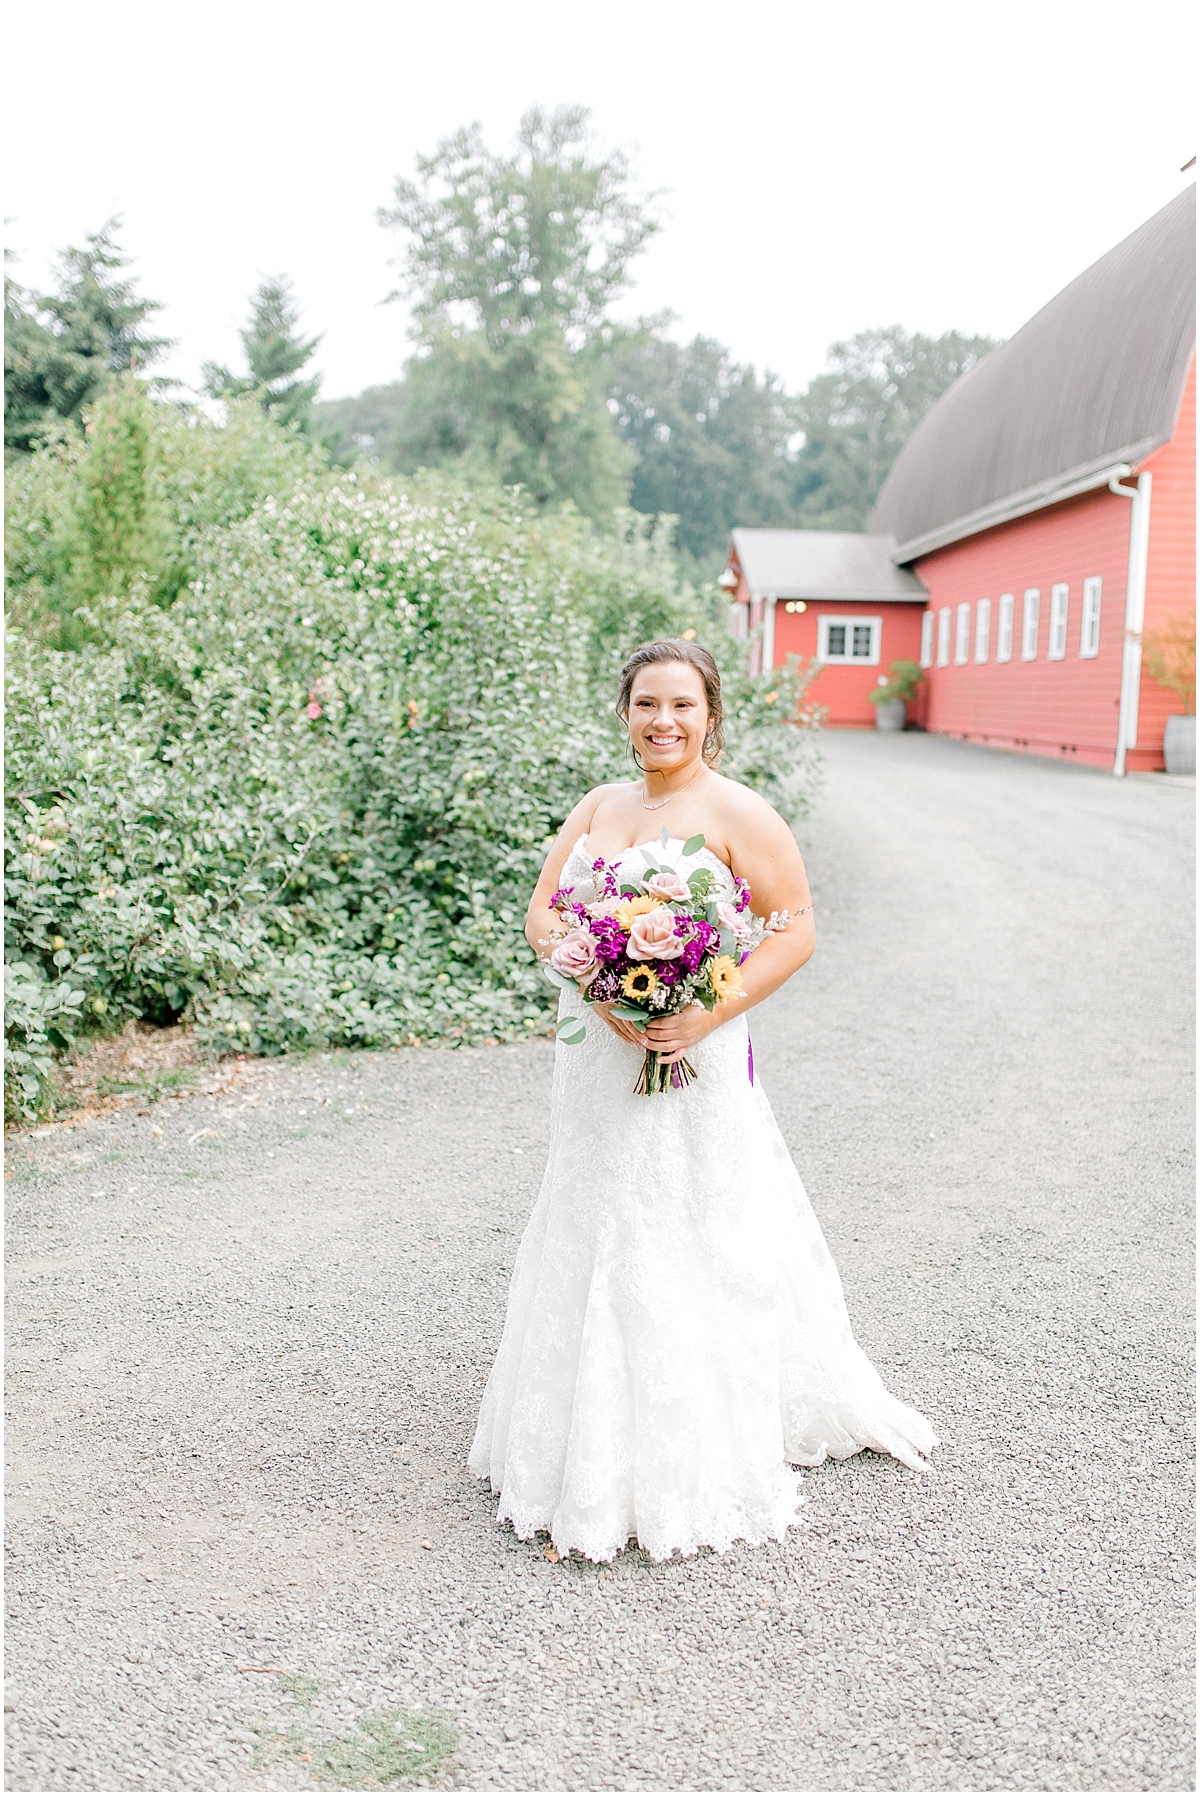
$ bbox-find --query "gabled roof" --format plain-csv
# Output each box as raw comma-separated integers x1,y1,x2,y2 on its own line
728,528,928,602
870,186,1196,562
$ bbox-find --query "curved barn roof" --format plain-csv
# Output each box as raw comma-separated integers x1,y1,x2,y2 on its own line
871,187,1196,562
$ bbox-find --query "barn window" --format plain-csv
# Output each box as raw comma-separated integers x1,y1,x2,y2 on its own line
996,593,1015,662
955,603,971,664
1048,584,1069,660
936,608,952,666
1021,588,1040,660
920,610,935,667
975,598,991,663
817,615,881,664
1080,577,1102,657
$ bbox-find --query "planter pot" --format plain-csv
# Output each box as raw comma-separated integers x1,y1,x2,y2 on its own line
873,699,907,733
1163,713,1196,776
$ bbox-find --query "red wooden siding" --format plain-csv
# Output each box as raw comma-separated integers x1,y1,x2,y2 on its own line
912,490,1133,766
1135,356,1196,761
771,600,927,726
913,359,1194,771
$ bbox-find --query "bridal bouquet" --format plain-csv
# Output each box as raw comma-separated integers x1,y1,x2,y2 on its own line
544,828,789,1095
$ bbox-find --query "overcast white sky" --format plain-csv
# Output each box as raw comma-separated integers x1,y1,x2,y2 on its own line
5,0,1195,402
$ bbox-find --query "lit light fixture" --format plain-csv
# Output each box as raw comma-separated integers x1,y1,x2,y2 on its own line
783,601,807,614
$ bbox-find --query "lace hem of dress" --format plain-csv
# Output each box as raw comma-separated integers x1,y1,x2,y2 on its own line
479,1474,805,1565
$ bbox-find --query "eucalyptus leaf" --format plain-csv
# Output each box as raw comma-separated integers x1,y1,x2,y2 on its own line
682,832,706,856
659,825,669,846
609,1003,649,1027
556,1016,587,1043
718,928,738,958
557,1026,587,1045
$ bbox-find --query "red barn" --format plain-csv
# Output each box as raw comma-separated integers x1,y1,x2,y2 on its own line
726,187,1195,772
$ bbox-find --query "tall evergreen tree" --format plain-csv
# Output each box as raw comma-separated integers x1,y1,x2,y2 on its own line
203,276,323,432
4,222,170,453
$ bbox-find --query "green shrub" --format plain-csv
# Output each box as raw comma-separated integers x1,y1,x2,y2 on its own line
6,411,821,1119
867,658,924,705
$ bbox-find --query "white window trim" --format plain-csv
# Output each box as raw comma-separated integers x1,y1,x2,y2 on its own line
1021,588,1040,661
1080,576,1102,658
974,598,991,664
816,614,882,665
936,607,952,667
1048,583,1069,661
954,602,971,664
996,593,1014,662
920,609,935,668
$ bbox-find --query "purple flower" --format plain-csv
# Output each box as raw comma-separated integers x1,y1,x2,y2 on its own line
591,856,620,900
589,966,622,1003
590,917,628,962
733,876,752,914
656,960,682,986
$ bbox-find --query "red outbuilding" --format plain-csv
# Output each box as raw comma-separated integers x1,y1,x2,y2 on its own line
722,530,928,725
725,187,1196,772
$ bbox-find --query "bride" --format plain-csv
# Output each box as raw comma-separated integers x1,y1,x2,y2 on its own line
469,638,936,1562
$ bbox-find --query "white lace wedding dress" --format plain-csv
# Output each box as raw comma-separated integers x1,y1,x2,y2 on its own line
469,836,936,1562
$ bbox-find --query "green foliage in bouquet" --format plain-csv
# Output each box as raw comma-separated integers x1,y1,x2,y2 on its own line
6,392,822,1119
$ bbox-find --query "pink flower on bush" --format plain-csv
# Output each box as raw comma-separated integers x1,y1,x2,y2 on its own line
550,928,602,986
646,870,690,902
717,900,752,936
627,908,685,961
306,701,323,720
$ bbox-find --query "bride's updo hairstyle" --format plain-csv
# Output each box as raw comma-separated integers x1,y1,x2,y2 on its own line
616,639,725,766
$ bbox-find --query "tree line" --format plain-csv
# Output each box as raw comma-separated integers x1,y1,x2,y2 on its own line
5,106,997,574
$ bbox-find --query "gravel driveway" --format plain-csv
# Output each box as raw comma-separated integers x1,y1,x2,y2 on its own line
6,731,1194,1793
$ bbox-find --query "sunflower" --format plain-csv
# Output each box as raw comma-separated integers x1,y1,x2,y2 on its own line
709,955,744,1003
622,965,659,1001
614,893,662,933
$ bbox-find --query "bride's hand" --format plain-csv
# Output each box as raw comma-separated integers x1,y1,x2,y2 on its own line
644,1003,723,1065
590,1001,646,1047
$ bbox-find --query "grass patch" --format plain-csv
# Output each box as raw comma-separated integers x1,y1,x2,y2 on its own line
248,1680,456,1788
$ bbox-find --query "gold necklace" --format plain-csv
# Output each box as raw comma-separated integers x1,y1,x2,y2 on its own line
641,764,705,811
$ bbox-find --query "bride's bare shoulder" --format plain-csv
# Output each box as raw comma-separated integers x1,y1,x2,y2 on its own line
709,772,793,843
559,779,639,838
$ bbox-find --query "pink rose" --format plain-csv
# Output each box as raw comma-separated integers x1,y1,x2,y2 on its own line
627,908,684,961
550,927,601,986
646,870,690,901
717,900,752,937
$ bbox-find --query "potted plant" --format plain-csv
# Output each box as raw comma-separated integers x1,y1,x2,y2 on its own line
1142,609,1195,775
867,659,924,732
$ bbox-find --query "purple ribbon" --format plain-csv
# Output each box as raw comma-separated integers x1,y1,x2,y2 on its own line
747,1032,755,1085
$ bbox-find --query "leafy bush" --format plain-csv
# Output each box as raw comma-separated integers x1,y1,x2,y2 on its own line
6,402,821,1119
868,658,924,706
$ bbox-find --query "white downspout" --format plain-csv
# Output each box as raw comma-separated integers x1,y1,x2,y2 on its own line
761,592,778,676
1109,470,1153,777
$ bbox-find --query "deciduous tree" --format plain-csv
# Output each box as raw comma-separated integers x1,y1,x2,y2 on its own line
376,106,657,519
793,326,997,529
